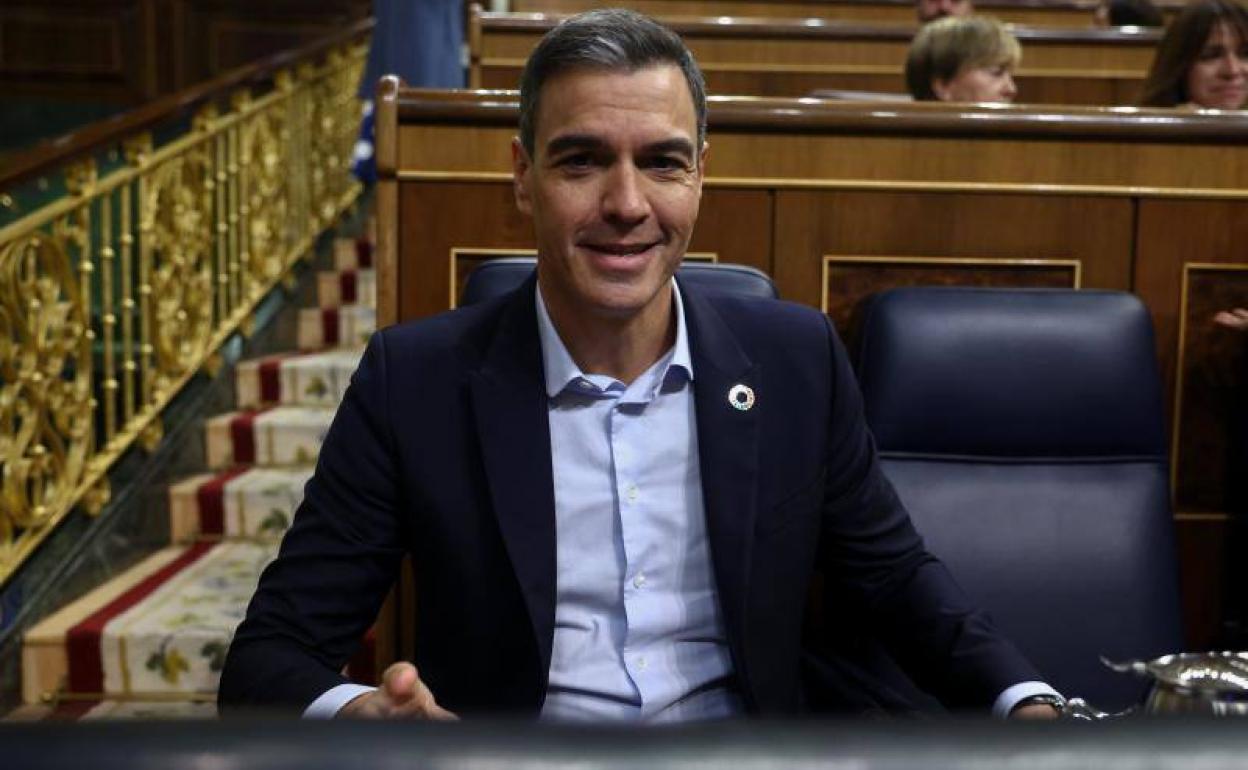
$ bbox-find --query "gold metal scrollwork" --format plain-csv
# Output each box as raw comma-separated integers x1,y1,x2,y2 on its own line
0,234,94,545
142,151,216,388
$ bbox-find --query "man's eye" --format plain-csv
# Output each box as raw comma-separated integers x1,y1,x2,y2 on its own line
647,156,687,172
559,153,594,169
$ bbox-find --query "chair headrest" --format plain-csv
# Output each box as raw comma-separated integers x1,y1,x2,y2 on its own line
459,258,778,307
856,287,1166,459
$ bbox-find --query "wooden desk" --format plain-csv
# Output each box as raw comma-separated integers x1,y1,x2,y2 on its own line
377,83,1248,650
472,9,1161,106
509,0,1182,27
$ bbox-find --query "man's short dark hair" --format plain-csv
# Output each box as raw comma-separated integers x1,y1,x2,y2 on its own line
518,9,708,160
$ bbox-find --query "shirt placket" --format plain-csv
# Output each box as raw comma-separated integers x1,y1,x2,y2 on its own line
612,389,658,706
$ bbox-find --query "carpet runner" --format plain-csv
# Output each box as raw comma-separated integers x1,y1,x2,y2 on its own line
21,229,382,718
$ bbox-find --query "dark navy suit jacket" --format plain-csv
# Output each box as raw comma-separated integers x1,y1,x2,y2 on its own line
219,276,1039,715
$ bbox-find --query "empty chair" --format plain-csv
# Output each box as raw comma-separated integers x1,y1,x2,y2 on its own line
459,258,778,306
855,286,1184,710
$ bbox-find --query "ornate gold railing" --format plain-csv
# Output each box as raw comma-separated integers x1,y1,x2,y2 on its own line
0,23,369,585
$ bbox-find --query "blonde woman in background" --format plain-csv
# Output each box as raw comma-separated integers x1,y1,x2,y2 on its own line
905,16,1021,102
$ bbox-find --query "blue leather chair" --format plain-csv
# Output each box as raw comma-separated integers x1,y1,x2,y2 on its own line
459,257,778,306
855,286,1184,709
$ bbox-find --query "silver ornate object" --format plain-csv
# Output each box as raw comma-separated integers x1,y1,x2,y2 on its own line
1062,652,1248,719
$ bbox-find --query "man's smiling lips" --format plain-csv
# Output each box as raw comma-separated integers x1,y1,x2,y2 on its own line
579,240,662,257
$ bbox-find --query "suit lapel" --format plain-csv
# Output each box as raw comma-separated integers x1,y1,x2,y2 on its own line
468,277,558,677
682,281,761,693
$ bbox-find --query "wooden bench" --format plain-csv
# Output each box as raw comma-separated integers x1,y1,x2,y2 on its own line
508,0,1182,28
470,8,1160,106
375,81,1248,649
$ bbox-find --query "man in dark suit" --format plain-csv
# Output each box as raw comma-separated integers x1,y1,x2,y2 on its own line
220,9,1058,721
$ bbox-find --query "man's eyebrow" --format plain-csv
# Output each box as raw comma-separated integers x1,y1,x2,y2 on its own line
544,134,606,157
543,135,697,160
644,138,696,159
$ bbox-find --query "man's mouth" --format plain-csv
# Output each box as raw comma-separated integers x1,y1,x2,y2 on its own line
582,241,659,256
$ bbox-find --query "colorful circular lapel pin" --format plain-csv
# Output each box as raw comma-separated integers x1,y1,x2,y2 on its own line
728,383,755,412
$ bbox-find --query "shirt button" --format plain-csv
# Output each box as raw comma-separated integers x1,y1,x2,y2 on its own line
626,484,639,503
633,573,646,589
637,656,648,671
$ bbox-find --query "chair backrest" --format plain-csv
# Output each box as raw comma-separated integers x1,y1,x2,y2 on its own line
459,258,778,306
855,286,1184,710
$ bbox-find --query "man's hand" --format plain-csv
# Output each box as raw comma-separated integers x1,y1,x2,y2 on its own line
1009,702,1061,720
1215,308,1248,332
338,662,459,720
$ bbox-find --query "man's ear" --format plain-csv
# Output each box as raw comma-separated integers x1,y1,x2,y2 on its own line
931,78,953,101
695,141,709,198
511,137,533,215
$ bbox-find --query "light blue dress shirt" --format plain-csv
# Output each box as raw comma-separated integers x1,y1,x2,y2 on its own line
536,283,741,722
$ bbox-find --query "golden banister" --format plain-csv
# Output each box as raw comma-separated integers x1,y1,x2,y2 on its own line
0,21,371,585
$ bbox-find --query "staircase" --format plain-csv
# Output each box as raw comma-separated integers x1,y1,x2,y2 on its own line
19,225,381,720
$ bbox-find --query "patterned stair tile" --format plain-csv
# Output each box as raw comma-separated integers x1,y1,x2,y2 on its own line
168,466,314,542
332,236,374,272
205,407,335,470
236,347,363,409
296,305,375,351
317,268,376,310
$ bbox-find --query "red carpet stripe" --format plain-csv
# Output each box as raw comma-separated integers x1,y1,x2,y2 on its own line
259,357,287,403
229,410,263,465
339,271,358,304
66,542,216,694
196,467,251,536
354,238,373,269
321,308,340,347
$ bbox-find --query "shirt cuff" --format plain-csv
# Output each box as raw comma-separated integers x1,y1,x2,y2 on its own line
303,683,377,719
993,681,1063,719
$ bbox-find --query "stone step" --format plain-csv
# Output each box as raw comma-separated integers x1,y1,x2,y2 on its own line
168,466,314,543
317,268,376,309
204,406,335,471
296,305,375,352
235,347,363,409
23,541,378,706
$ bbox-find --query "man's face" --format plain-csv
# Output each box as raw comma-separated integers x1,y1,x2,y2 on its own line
916,0,973,22
512,65,706,327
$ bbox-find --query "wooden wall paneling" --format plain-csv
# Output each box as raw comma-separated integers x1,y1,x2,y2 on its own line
1134,199,1248,509
482,63,1144,106
0,0,154,103
708,132,1248,190
771,189,1133,332
508,0,1161,28
399,181,531,320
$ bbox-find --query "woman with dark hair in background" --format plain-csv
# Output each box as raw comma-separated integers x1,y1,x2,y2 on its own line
1139,0,1248,109
905,15,1021,102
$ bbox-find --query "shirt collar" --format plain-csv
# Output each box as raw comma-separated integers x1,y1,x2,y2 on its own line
535,280,694,399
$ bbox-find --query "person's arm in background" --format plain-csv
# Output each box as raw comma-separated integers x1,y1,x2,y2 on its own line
1216,308,1248,331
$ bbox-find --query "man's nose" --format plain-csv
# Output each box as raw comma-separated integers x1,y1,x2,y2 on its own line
1002,74,1018,99
602,163,649,223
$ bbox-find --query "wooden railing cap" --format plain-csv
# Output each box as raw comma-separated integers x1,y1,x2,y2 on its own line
395,88,1248,143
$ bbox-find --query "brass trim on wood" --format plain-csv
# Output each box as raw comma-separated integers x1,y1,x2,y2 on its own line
392,170,1248,201
819,254,1082,314
1169,261,1248,507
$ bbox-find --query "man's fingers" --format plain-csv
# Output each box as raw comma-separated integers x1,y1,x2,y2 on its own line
379,662,459,720
381,662,420,705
